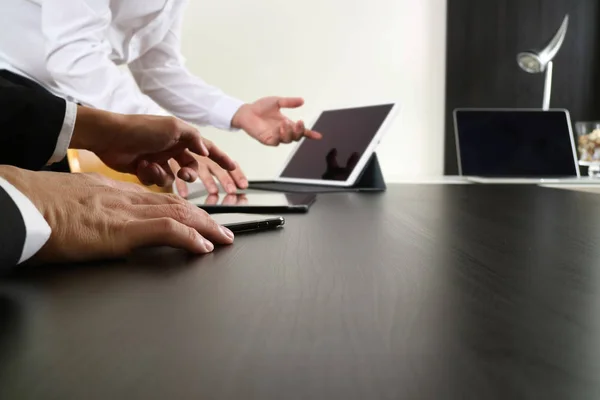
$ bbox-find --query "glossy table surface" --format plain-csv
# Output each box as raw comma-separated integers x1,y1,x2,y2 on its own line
2,184,600,399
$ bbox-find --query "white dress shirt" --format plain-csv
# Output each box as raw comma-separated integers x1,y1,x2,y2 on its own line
0,0,244,146
0,178,51,264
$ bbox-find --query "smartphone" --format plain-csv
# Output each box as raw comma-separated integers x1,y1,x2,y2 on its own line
188,192,315,214
211,213,285,233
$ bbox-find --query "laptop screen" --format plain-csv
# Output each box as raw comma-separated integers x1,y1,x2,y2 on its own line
455,110,578,177
280,104,394,181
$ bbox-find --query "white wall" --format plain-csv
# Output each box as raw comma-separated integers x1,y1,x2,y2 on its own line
180,0,447,181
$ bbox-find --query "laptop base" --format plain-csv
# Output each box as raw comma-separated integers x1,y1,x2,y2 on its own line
249,154,387,193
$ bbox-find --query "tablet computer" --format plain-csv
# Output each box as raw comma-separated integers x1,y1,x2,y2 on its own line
188,192,316,214
250,102,399,189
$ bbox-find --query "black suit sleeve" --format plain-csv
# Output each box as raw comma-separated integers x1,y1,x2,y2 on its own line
0,85,67,170
0,185,26,269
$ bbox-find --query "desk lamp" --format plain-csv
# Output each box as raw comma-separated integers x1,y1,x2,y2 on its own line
517,15,569,110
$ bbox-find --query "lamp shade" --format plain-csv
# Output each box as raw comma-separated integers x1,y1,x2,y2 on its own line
517,14,569,73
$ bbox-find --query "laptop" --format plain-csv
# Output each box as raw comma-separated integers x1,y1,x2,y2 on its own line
249,102,399,192
453,108,594,184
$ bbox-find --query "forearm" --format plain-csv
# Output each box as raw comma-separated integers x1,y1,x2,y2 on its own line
128,11,244,129
69,106,128,153
131,64,244,129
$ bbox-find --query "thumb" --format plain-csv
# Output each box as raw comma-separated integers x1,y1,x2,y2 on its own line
276,97,304,109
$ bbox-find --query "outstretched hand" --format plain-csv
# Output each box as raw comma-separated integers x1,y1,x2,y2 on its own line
231,97,322,146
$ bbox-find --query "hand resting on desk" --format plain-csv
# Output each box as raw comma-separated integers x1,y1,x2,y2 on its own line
1,166,234,264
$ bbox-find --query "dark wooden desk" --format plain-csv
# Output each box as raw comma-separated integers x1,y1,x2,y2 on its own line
2,184,600,399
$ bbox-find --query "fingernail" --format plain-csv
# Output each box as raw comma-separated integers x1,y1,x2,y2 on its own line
202,238,214,252
221,226,235,240
240,179,248,187
227,184,236,193
152,164,161,176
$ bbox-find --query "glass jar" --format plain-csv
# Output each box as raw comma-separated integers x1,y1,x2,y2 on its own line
575,121,600,177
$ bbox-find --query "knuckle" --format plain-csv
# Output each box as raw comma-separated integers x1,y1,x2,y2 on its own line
158,217,180,233
186,227,199,244
170,204,192,224
166,116,180,132
203,213,220,232
165,193,184,203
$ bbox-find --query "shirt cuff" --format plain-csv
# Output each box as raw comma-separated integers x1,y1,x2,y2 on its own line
208,96,245,131
0,177,51,264
47,100,78,165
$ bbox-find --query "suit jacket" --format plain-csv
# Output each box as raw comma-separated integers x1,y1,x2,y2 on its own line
0,185,27,268
0,71,65,269
0,74,66,170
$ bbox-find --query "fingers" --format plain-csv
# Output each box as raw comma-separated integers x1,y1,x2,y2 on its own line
125,218,213,254
278,120,293,144
304,129,323,140
278,119,322,144
175,119,209,157
175,178,189,198
174,150,200,182
202,138,236,171
229,163,248,189
196,161,219,194
136,160,157,186
208,161,237,194
131,203,234,245
277,97,304,109
291,120,305,141
134,159,176,188
158,161,176,187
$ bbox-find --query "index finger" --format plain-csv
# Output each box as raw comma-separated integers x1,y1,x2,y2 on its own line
202,138,237,171
304,129,323,140
175,120,209,157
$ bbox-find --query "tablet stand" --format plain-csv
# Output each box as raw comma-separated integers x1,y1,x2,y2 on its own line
248,153,386,193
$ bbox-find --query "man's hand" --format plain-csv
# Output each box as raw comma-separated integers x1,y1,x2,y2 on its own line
2,167,234,263
174,157,248,198
231,97,322,146
70,107,237,189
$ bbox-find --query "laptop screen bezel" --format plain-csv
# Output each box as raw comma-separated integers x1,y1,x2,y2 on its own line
453,108,580,178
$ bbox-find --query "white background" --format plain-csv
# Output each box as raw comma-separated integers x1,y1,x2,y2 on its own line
179,0,447,181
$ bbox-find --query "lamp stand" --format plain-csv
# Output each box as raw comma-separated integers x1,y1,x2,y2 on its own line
542,61,553,110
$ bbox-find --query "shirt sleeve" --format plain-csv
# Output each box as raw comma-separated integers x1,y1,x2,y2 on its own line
0,177,51,266
40,0,167,116
128,6,245,129
47,100,78,165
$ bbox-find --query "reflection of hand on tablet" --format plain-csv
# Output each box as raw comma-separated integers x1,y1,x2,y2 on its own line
322,148,360,180
203,193,249,206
